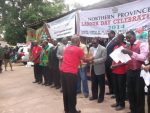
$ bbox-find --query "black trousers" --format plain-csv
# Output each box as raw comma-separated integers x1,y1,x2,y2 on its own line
42,66,52,84
53,67,61,87
106,67,113,94
33,64,42,82
49,67,53,84
127,69,145,113
148,86,150,113
113,73,126,107
0,60,2,72
91,67,105,100
61,72,77,113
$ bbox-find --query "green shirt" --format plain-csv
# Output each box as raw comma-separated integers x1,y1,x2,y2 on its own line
40,45,50,67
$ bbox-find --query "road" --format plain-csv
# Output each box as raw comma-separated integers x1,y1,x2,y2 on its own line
0,64,145,113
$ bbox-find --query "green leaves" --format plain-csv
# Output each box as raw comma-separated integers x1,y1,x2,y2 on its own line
1,0,65,45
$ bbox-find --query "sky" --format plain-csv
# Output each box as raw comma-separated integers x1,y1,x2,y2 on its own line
64,0,103,7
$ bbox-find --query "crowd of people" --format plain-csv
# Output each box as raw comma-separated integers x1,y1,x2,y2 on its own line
30,30,150,113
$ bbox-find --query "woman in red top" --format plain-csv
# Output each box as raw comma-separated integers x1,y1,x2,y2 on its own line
111,34,127,111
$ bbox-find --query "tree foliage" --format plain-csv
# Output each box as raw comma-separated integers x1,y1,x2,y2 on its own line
0,0,66,45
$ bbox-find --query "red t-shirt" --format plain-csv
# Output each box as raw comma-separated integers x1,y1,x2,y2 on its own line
32,46,42,64
112,44,127,75
60,45,84,74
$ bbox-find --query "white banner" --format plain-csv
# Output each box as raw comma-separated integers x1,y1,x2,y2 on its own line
79,0,150,40
46,12,76,39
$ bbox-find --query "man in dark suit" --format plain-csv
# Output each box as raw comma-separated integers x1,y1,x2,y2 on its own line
105,30,117,96
50,40,61,89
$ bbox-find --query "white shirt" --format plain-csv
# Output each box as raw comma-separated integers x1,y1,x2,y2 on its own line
48,43,54,48
93,47,98,57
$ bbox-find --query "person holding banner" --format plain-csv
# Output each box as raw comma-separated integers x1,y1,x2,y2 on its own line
121,30,148,113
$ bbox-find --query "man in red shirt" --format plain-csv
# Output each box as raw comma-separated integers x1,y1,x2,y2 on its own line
111,34,127,111
32,40,42,84
60,36,85,113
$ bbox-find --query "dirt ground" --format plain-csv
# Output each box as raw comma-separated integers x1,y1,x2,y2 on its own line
0,64,148,113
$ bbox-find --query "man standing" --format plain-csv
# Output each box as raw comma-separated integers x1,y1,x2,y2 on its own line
40,40,50,86
32,40,42,84
47,38,54,48
50,40,60,89
60,36,85,113
111,34,127,111
0,43,4,73
105,30,117,96
88,38,107,103
122,30,148,113
77,37,89,98
57,38,68,91
57,38,68,67
4,45,13,71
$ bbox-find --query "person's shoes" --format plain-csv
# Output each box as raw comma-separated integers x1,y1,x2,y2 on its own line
75,110,81,113
84,94,89,98
89,97,97,101
32,81,38,83
115,105,125,111
111,103,119,107
51,84,56,88
56,86,61,89
106,92,113,95
64,111,68,113
45,84,50,86
42,83,46,85
42,83,48,85
60,89,63,93
49,83,53,86
97,99,104,103
111,95,116,99
38,81,42,84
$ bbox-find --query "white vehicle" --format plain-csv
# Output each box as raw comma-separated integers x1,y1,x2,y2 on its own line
18,46,30,65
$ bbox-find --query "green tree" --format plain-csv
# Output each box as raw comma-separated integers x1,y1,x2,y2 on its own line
0,0,65,45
